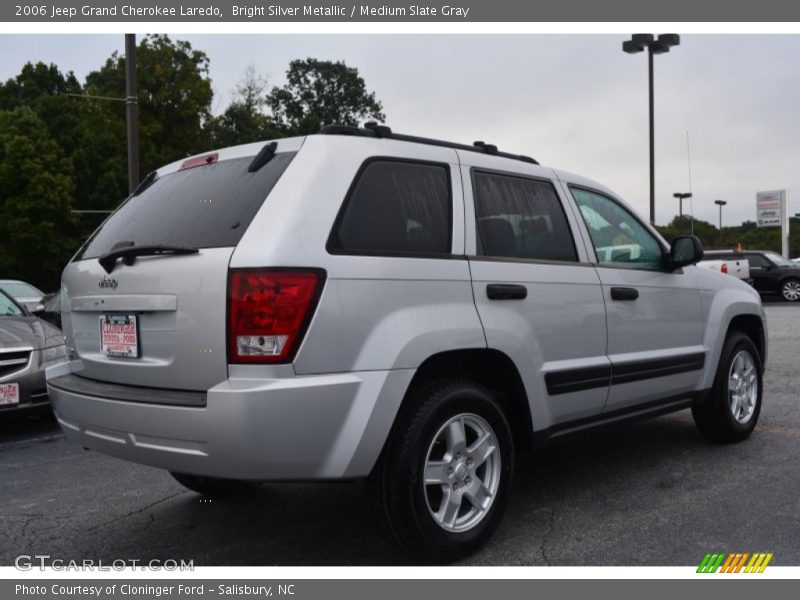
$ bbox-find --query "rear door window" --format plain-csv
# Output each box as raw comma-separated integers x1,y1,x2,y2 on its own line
329,160,452,256
472,171,578,262
77,153,296,260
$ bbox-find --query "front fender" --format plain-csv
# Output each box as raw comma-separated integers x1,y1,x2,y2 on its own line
699,285,766,390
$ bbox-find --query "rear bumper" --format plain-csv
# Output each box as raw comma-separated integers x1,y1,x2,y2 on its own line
46,362,414,481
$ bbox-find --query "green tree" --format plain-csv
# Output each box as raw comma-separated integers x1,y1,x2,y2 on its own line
208,66,282,147
0,46,389,291
0,108,78,290
657,214,800,256
85,34,213,179
0,62,128,218
0,62,83,156
268,58,385,135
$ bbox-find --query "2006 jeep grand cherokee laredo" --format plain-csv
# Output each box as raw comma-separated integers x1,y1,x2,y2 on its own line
47,124,766,560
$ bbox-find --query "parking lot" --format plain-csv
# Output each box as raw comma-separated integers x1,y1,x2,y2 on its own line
1,301,798,567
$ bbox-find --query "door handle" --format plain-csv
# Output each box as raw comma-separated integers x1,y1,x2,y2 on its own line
487,284,527,300
610,287,639,301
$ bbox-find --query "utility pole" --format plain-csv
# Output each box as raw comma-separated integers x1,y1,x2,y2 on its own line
125,34,139,194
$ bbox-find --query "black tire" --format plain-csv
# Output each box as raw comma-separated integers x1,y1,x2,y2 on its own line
780,278,800,302
170,472,261,496
692,331,762,443
368,379,514,562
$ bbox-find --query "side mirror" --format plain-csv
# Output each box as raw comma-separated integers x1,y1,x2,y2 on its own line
669,235,704,270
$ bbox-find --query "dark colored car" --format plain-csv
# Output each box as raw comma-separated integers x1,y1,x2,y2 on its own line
0,289,66,414
705,250,800,301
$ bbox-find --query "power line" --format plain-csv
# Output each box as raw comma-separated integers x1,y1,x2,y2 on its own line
65,92,126,103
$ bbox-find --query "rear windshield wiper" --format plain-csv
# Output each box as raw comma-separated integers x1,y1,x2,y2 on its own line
98,245,199,273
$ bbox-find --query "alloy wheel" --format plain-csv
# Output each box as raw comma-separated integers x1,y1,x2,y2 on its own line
782,280,800,301
423,413,502,533
728,350,758,424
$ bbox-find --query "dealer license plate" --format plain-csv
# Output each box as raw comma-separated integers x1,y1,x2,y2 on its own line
0,383,20,406
100,314,139,358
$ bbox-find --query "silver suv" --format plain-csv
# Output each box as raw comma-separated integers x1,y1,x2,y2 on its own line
47,125,767,560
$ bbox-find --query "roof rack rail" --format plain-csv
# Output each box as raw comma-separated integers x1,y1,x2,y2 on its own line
318,123,539,165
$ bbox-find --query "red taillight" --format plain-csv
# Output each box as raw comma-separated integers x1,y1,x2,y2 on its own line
227,269,324,364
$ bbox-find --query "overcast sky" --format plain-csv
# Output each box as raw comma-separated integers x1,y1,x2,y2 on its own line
0,34,798,226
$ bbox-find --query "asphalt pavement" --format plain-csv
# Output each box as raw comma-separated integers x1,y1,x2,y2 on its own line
1,302,798,566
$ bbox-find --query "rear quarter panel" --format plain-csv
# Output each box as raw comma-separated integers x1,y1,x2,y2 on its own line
231,135,485,375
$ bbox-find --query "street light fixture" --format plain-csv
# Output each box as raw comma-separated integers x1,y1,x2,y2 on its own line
673,192,692,218
623,33,681,225
714,199,727,231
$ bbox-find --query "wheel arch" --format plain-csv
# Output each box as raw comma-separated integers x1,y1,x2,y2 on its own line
727,313,766,366
392,348,533,454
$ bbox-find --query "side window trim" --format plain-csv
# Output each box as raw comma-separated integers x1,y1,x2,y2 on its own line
469,167,581,265
554,179,597,264
567,184,669,272
325,156,456,259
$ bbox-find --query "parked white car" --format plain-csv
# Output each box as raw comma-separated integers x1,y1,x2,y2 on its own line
698,255,750,282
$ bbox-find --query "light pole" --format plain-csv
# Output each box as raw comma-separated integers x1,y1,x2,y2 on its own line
715,199,727,231
623,33,681,225
673,192,692,218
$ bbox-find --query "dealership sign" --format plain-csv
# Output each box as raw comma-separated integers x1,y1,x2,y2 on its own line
756,190,786,227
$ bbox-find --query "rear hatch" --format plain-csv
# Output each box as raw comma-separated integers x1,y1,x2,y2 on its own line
62,142,299,391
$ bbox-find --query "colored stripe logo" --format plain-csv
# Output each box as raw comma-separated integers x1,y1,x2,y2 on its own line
697,552,773,573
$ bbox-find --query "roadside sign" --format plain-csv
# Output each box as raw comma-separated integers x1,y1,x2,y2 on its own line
756,190,785,227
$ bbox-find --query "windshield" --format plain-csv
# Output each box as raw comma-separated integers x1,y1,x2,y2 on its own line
0,281,42,299
0,290,24,316
76,153,296,260
765,252,795,267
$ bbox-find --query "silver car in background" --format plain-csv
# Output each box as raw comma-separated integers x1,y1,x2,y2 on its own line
0,290,66,413
47,125,767,560
0,279,46,313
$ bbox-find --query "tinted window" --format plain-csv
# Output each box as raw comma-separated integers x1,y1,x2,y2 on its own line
747,254,771,268
763,252,794,267
78,154,296,260
473,172,577,262
330,160,451,255
571,187,663,270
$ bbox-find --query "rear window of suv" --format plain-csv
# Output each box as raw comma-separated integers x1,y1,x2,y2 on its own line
77,153,296,260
